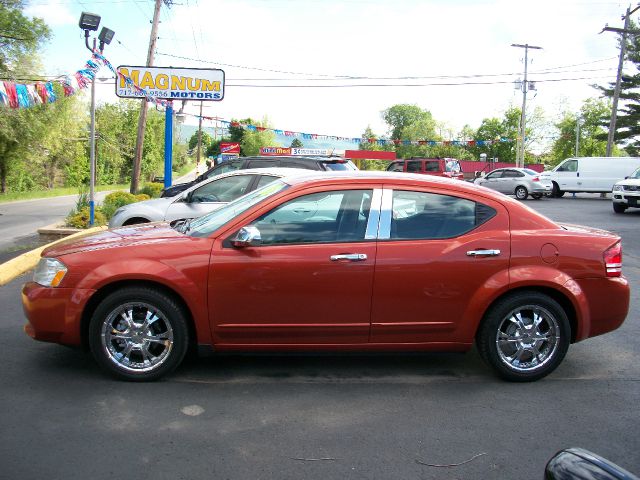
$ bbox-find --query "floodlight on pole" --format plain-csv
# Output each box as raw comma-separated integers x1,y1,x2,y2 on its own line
98,27,115,51
78,12,115,226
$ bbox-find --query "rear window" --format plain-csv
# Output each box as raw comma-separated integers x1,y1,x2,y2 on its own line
321,160,358,171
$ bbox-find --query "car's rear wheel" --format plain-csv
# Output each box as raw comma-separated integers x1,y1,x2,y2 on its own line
613,202,627,214
552,183,565,198
476,292,570,382
89,287,189,381
515,186,529,200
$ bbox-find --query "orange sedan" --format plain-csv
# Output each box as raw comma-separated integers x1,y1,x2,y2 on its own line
22,172,630,382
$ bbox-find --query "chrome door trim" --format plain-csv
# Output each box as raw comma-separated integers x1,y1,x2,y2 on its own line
364,188,383,240
377,188,393,240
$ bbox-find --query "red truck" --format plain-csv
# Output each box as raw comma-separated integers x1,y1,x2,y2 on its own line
386,157,464,180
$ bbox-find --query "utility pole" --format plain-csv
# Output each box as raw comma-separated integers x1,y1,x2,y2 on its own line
575,116,581,157
130,0,163,193
602,5,640,157
512,43,542,168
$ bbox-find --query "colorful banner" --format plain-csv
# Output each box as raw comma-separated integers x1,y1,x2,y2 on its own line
260,147,292,156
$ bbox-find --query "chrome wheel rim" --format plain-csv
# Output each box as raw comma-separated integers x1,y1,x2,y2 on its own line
495,304,560,373
100,302,174,373
516,188,527,199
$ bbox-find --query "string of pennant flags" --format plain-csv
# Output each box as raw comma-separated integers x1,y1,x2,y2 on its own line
198,116,514,147
0,52,514,147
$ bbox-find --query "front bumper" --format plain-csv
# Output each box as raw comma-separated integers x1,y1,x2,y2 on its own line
22,282,95,346
612,190,640,207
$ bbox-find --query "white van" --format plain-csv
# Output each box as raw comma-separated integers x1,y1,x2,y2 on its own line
540,156,640,197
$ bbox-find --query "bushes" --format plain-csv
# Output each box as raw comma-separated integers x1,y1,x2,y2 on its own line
139,183,163,198
66,206,107,228
64,188,154,228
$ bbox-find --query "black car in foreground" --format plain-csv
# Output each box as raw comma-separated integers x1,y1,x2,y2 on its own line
161,155,358,197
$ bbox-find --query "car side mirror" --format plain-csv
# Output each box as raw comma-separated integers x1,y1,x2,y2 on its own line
183,191,194,203
545,448,638,480
232,226,262,248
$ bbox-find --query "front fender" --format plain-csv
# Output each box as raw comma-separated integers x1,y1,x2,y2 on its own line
76,258,212,345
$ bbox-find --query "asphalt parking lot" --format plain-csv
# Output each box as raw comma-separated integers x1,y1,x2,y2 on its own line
0,194,638,480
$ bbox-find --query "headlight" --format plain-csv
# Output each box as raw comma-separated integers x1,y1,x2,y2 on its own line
33,258,68,287
612,184,623,191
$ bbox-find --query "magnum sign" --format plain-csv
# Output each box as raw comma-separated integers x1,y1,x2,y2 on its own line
116,66,225,101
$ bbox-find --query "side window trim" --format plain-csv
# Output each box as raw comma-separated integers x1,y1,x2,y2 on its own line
364,188,383,240
377,188,393,240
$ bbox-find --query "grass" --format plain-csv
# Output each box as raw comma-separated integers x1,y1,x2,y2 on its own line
174,160,196,178
0,184,129,204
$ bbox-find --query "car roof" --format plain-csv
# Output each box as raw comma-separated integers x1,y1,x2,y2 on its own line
279,170,476,190
181,167,310,195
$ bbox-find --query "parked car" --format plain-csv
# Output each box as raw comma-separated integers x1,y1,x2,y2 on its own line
109,168,306,227
161,155,358,197
386,157,464,180
612,166,640,213
23,172,629,382
545,448,639,480
540,156,640,197
474,167,552,200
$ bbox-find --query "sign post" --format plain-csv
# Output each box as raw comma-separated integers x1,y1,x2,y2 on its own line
164,102,173,188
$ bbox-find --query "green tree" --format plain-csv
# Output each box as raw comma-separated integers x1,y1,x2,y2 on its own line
188,130,212,151
596,20,640,154
290,138,303,148
0,0,50,78
0,0,52,193
469,106,522,163
226,118,277,156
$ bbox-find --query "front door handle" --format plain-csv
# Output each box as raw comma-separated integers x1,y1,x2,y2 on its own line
466,249,501,257
330,253,367,262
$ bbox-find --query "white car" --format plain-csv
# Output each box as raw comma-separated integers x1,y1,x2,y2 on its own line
109,168,307,227
612,166,640,213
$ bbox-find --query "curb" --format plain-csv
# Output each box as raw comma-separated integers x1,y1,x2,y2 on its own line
0,226,108,287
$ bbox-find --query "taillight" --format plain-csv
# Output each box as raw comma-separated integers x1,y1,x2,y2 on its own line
532,176,540,182
604,242,622,277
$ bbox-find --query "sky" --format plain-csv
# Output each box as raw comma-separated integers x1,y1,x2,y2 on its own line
22,0,635,148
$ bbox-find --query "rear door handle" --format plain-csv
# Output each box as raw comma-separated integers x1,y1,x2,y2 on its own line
330,254,367,261
466,249,501,257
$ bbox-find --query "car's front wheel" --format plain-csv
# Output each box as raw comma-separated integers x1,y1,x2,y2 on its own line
514,186,529,200
476,292,570,382
89,287,189,381
613,202,627,214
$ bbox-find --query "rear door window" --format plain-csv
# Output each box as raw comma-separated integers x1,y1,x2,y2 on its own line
389,190,496,240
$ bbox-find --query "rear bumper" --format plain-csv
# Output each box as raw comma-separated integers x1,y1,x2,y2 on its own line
573,277,630,341
22,282,95,346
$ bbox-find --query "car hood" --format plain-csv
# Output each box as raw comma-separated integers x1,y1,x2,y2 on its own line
43,223,185,257
615,178,640,186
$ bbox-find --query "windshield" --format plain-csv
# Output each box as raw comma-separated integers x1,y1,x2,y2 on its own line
322,160,358,171
188,180,290,237
630,167,640,179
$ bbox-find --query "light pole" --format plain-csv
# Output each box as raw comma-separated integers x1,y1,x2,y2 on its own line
78,12,115,226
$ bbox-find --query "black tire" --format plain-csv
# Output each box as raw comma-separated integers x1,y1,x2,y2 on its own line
531,193,543,200
514,185,529,200
613,202,627,214
552,183,565,198
476,292,570,382
89,286,189,381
